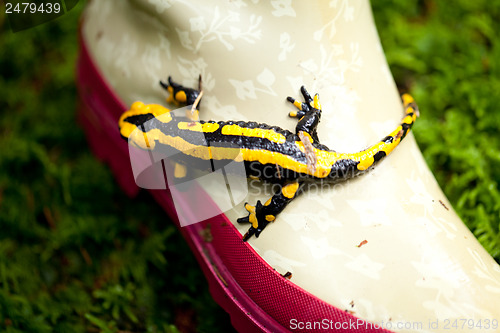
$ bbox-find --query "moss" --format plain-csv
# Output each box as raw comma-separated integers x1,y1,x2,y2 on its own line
372,0,500,261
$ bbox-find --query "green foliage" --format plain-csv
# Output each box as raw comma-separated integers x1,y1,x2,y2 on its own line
372,0,500,260
0,2,234,332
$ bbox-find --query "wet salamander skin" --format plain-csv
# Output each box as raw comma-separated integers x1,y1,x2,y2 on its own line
119,77,418,241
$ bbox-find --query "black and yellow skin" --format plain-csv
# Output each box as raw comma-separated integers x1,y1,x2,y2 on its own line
119,77,418,241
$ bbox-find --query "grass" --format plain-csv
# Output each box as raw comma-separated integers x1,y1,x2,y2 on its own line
0,0,499,332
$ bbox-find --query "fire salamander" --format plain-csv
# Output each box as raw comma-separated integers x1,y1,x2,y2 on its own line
119,77,418,241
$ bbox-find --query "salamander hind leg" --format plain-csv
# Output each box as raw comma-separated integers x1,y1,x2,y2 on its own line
287,86,322,143
237,180,302,241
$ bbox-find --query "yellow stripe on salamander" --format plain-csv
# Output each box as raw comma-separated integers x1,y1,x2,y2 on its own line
130,128,243,161
344,126,403,171
221,124,287,144
344,105,417,171
242,146,335,178
177,121,220,132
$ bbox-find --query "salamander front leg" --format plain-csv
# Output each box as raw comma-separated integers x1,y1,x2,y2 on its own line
287,86,322,143
237,180,302,241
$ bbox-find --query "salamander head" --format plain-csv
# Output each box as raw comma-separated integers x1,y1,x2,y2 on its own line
118,101,172,149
